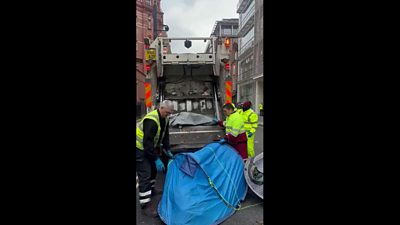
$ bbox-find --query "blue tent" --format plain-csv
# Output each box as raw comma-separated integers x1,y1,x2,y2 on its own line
158,141,248,225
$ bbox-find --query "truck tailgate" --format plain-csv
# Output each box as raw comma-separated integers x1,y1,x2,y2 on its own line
169,125,225,152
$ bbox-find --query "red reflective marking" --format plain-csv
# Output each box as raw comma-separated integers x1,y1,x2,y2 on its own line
226,89,232,97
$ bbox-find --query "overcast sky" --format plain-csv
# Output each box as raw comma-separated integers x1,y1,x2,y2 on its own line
160,0,239,53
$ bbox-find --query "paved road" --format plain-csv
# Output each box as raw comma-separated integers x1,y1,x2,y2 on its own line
222,125,263,225
136,125,264,225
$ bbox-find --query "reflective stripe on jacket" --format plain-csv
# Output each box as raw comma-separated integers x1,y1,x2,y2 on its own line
136,110,168,150
225,110,246,137
242,109,258,134
231,103,237,111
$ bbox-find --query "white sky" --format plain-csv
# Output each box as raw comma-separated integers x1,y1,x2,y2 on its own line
160,0,239,53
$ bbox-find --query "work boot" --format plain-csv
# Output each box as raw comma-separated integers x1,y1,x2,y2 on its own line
141,202,158,218
151,187,163,196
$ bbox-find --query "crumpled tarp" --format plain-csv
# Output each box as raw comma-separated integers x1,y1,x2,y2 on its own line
169,112,217,127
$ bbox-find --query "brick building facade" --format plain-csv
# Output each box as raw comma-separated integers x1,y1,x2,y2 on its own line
136,0,166,117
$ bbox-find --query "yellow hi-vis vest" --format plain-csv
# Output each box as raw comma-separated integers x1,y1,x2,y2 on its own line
259,104,263,110
225,110,246,137
231,103,237,110
136,110,168,150
242,108,258,134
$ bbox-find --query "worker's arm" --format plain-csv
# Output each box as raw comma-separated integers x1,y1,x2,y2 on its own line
225,117,246,143
249,113,258,134
217,120,226,127
162,122,170,150
143,119,159,161
161,123,174,159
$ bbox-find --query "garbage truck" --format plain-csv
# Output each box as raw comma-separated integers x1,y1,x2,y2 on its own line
143,37,234,153
141,37,265,202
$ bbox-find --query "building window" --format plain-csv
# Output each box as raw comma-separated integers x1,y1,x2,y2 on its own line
233,26,238,35
239,27,254,55
240,83,254,103
239,53,254,81
243,0,255,16
239,0,255,30
148,16,152,29
221,25,232,36
146,0,151,6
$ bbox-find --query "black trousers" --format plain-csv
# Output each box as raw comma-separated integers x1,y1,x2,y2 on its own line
136,148,157,206
136,148,169,206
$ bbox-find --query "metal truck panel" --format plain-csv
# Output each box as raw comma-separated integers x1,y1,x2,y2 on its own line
147,37,228,152
162,53,215,65
169,125,225,152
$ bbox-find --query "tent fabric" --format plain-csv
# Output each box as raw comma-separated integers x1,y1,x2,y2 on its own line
158,142,248,225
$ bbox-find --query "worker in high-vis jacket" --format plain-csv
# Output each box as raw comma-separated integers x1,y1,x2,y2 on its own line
242,101,259,158
136,100,174,218
236,102,243,115
216,103,237,127
217,103,248,160
259,103,264,116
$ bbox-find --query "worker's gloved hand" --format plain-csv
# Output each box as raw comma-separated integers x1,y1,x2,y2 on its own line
226,134,236,144
165,150,174,159
217,120,225,127
247,132,253,137
155,158,165,172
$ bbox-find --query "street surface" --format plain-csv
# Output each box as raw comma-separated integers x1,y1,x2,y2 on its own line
136,122,264,225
